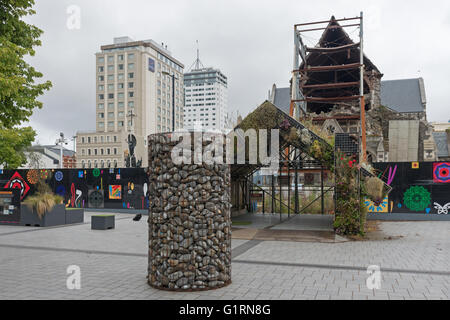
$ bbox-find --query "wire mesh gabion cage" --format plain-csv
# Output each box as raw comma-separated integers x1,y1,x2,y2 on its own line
147,132,232,291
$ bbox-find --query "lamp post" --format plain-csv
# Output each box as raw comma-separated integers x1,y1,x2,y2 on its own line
55,132,68,169
162,71,177,132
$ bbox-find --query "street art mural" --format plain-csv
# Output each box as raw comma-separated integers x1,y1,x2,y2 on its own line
0,168,148,211
386,165,397,186
2,163,449,215
364,196,388,213
55,171,64,182
26,170,39,185
373,162,450,214
433,162,450,183
4,172,30,200
88,189,104,208
109,185,122,200
433,202,450,215
403,186,431,212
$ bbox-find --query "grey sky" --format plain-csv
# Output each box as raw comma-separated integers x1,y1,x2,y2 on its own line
25,0,450,147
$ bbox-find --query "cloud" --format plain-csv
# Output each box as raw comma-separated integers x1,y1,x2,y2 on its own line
24,0,450,145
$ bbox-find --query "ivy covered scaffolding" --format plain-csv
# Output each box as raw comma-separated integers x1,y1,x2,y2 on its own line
230,101,391,235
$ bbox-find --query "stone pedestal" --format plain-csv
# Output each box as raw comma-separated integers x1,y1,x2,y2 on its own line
147,132,231,291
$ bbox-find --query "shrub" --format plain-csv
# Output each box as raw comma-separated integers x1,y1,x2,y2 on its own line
23,175,63,220
333,153,367,236
365,176,385,205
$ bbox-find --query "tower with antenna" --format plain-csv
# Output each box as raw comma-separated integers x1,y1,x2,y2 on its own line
183,41,229,132
189,40,204,71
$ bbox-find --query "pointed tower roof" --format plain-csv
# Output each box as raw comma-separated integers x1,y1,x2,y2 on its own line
300,16,380,73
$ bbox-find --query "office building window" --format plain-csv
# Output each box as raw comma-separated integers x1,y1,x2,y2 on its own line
118,83,124,89
128,82,134,88
128,92,134,98
128,63,134,70
128,53,134,59
98,66,104,72
107,74,114,81
128,101,134,107
128,72,134,79
98,103,104,109
118,54,123,61
108,93,114,99
99,94,104,100
98,75,104,81
98,57,104,63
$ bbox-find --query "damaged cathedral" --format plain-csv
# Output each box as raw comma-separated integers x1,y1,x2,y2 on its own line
269,16,437,163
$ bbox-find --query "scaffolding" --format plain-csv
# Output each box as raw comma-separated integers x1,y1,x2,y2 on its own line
291,13,367,161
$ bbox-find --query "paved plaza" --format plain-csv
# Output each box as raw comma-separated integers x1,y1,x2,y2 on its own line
0,212,448,300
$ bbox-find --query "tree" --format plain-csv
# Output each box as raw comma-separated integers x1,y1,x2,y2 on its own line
0,0,52,168
0,126,36,168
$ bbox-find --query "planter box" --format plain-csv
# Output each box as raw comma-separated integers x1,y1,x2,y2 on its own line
65,208,84,224
91,215,115,230
21,204,66,227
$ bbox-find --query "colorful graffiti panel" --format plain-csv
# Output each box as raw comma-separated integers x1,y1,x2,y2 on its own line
109,185,122,200
364,197,388,213
3,171,30,200
0,168,148,211
403,186,431,212
433,162,450,183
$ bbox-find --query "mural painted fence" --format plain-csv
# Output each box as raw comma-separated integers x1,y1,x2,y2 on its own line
365,162,450,218
0,168,149,211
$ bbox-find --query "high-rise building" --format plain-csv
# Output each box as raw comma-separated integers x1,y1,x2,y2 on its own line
183,50,228,132
76,37,184,168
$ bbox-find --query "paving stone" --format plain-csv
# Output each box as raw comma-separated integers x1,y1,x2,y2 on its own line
0,218,448,300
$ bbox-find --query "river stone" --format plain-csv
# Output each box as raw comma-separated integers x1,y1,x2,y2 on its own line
148,132,231,291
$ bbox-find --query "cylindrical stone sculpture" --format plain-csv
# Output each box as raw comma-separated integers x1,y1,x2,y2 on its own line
147,132,231,290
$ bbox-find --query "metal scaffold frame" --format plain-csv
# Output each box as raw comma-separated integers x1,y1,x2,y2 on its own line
291,13,367,162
